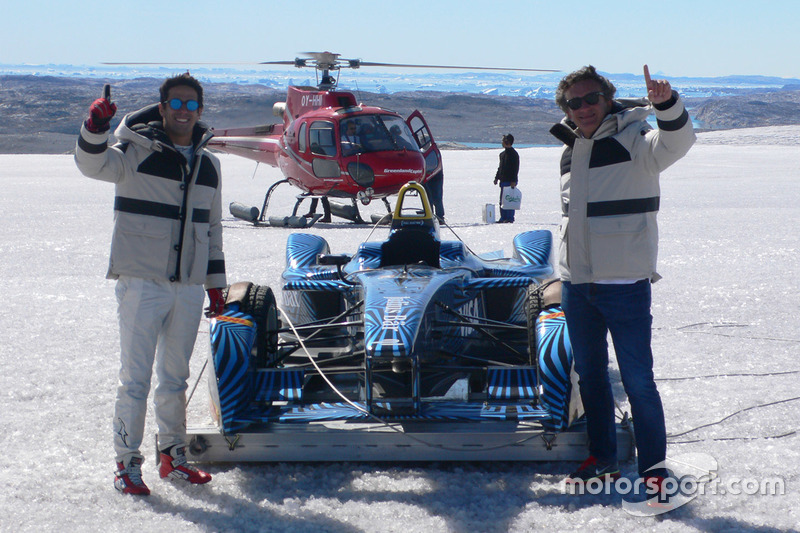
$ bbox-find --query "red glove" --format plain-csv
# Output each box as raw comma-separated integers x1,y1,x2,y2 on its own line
86,98,117,133
205,288,225,317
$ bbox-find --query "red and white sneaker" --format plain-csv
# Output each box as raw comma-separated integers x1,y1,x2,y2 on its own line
114,455,150,495
159,445,212,484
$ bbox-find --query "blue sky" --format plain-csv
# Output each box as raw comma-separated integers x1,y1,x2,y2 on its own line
2,0,798,79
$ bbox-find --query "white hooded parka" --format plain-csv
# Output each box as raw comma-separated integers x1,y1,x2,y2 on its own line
75,104,226,289
551,93,696,284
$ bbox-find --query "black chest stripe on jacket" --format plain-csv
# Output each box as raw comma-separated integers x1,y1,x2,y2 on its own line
589,137,631,168
115,196,181,219
137,152,183,181
587,196,660,217
195,156,219,189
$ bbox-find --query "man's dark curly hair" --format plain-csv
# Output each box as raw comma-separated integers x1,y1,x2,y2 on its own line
159,72,204,107
555,65,616,113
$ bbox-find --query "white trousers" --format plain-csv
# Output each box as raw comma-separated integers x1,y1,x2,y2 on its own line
113,276,204,463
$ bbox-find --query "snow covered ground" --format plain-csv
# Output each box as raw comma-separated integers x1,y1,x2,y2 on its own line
1,126,798,532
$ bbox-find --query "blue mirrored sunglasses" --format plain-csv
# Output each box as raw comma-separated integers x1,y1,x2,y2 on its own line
164,98,199,111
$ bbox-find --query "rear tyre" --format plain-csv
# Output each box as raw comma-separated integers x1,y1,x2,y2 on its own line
526,279,564,365
526,283,545,366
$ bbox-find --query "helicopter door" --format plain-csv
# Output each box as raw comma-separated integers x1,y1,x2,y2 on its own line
406,111,443,181
309,120,340,179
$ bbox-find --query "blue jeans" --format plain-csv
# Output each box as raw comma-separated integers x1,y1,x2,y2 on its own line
424,171,445,220
561,280,666,476
498,181,515,222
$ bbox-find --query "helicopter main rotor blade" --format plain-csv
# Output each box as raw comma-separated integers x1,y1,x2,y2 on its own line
102,62,260,65
358,61,558,72
258,61,301,66
102,58,558,72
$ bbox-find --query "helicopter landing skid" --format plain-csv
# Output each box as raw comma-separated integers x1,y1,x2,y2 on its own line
370,197,393,225
229,179,323,228
230,178,370,227
267,213,323,228
229,178,291,225
329,199,367,224
266,189,325,227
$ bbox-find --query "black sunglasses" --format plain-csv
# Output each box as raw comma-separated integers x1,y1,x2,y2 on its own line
566,91,605,110
164,98,200,111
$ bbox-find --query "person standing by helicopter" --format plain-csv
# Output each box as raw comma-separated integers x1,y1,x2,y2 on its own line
423,169,446,223
493,133,519,223
74,73,226,495
303,196,332,223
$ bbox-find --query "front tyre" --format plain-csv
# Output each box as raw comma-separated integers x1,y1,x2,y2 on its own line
223,282,279,367
247,285,279,367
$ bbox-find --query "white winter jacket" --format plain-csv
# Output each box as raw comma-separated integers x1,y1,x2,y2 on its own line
551,93,696,284
75,104,226,289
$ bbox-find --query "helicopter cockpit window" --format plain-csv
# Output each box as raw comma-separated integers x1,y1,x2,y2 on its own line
386,117,418,151
309,121,336,156
340,116,420,156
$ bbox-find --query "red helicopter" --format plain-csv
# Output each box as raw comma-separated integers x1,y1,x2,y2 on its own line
208,52,443,226
208,52,555,226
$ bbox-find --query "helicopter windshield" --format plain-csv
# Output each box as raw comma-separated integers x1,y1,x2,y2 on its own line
340,115,419,156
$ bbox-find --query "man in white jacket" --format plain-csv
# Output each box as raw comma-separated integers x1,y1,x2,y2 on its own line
75,73,226,495
551,65,695,500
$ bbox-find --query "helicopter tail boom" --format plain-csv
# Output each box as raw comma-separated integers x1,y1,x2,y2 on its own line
209,124,283,167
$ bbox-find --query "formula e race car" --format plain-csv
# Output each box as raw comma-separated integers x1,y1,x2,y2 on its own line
180,182,633,463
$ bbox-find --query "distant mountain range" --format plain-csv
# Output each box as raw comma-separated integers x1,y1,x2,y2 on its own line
1,66,799,154
4,63,799,97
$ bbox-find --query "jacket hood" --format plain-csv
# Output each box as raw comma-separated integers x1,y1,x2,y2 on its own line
114,103,213,151
605,98,652,136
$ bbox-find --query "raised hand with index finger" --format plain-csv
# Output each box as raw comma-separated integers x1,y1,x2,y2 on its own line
643,65,673,105
85,84,117,134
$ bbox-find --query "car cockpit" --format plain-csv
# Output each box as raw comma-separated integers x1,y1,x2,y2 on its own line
380,182,441,268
